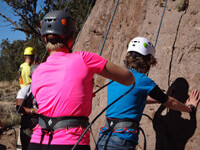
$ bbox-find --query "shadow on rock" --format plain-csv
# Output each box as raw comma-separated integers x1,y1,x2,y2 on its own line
153,77,197,150
0,144,6,150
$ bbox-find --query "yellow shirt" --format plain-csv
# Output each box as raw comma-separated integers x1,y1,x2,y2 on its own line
19,62,31,88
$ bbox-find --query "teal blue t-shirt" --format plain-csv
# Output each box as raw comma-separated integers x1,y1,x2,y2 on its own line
102,69,156,143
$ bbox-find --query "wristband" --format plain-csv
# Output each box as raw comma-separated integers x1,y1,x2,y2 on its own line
31,108,34,114
187,104,196,113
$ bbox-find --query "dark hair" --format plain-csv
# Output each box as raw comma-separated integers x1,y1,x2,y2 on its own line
124,51,157,72
24,55,34,59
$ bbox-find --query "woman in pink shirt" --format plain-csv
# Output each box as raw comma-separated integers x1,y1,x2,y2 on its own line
28,10,134,150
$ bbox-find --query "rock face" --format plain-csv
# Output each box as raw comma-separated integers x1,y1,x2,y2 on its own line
74,0,200,149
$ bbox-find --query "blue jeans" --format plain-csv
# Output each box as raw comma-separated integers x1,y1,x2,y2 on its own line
97,133,137,150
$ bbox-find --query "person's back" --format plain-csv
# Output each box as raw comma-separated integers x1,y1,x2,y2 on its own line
19,47,35,88
99,68,157,148
106,70,155,122
28,10,134,150
31,51,107,145
16,65,38,150
19,62,31,88
97,37,200,150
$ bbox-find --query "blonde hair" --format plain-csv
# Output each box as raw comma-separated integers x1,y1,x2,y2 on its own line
45,32,76,52
46,42,65,51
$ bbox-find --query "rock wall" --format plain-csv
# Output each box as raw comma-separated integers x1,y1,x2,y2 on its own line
74,0,200,149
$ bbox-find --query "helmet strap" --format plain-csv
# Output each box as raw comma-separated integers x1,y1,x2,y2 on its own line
64,37,75,53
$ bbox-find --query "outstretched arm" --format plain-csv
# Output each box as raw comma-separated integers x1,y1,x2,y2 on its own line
98,61,135,86
164,90,200,113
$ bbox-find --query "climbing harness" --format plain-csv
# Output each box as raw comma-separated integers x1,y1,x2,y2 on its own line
104,118,139,130
71,1,121,149
5,65,39,150
73,0,168,149
38,115,89,148
7,0,168,149
95,118,139,150
94,113,153,150
71,83,135,150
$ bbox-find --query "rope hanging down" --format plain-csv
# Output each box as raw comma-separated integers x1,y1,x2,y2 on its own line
154,0,168,48
99,0,120,56
96,0,168,94
86,0,168,150
72,1,121,149
93,0,119,95
141,1,168,149
71,84,135,150
147,0,167,76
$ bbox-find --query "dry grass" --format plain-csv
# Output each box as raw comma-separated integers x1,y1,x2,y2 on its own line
0,81,20,102
0,81,21,127
0,81,10,89
1,112,21,127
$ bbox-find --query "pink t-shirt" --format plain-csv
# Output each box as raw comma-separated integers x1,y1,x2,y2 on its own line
30,51,107,145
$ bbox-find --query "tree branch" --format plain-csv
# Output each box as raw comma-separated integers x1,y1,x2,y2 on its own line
0,12,19,29
14,10,40,36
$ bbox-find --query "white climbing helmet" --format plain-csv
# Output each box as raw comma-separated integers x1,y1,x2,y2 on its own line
127,37,155,57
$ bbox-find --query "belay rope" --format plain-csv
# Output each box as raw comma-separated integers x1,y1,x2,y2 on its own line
72,0,120,149
71,84,135,150
1,0,168,149
72,0,168,149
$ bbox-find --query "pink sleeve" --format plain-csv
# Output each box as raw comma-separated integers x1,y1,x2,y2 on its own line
81,51,107,73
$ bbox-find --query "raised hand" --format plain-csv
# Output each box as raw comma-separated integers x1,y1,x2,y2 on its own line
186,90,200,108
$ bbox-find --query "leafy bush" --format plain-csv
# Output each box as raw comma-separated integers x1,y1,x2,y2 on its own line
176,0,188,12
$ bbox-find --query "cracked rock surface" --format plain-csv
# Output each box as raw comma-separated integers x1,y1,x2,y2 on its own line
74,0,200,149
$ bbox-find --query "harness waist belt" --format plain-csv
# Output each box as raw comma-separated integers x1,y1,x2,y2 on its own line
106,118,139,130
38,115,89,130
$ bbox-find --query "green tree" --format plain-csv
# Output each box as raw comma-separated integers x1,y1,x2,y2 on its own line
0,38,45,81
0,0,96,81
0,0,95,38
65,0,96,31
0,39,24,81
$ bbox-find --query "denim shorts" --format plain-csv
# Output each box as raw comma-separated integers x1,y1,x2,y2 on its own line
97,133,137,150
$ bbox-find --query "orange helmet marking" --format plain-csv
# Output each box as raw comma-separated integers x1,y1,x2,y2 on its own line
62,19,67,26
40,20,43,26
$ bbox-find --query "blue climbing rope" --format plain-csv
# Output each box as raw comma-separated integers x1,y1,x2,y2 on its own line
147,0,168,77
71,84,135,150
154,0,168,48
99,0,120,56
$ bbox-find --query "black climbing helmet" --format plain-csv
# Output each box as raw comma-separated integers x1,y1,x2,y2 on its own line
41,10,77,38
